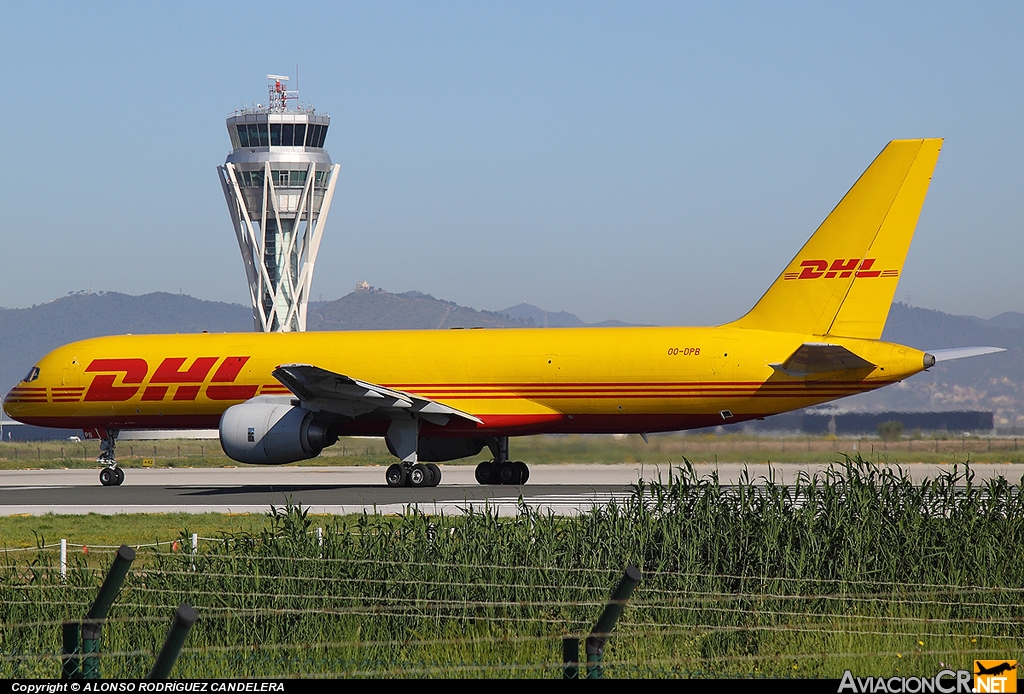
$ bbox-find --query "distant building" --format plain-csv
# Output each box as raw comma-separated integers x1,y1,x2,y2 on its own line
740,410,995,435
800,410,994,435
0,420,81,442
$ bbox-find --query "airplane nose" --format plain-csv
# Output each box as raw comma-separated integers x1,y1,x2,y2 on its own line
2,388,16,418
3,383,42,420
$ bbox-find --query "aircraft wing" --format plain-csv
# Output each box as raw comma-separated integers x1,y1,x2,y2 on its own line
272,363,484,427
771,343,876,377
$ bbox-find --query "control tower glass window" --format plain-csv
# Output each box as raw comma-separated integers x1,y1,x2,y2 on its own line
306,124,328,148
238,170,264,188
293,124,306,147
270,124,283,147
236,126,250,148
250,124,269,147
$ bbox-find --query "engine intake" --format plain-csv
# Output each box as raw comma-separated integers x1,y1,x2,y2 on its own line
220,399,336,464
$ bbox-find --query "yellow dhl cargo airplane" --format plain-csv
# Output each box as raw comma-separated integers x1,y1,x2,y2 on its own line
3,138,1004,488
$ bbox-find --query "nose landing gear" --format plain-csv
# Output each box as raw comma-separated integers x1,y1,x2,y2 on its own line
95,429,124,487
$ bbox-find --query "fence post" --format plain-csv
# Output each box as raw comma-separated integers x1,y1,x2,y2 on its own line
562,637,579,679
586,565,642,679
146,604,199,679
80,621,101,679
61,622,79,680
60,539,67,583
191,533,198,571
58,545,135,680
87,545,135,620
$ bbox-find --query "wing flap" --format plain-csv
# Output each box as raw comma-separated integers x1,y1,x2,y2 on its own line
771,342,876,377
272,363,483,426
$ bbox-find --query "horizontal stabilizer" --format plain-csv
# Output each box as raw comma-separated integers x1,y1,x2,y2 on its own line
771,343,876,377
925,346,1006,365
273,363,483,426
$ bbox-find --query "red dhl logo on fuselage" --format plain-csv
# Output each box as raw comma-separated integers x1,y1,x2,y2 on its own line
783,258,899,280
83,356,259,402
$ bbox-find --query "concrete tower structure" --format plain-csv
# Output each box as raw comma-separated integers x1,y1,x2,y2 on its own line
218,75,340,332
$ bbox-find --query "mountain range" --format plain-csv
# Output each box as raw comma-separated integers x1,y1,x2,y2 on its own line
1,288,1021,428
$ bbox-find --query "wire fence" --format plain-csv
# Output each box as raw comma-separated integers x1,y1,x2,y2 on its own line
4,459,1024,678
3,551,1020,678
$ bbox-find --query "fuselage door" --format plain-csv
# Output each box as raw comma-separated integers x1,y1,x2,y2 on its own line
62,349,83,387
544,354,559,383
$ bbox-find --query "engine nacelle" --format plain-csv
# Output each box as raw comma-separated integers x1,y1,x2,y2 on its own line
220,399,336,464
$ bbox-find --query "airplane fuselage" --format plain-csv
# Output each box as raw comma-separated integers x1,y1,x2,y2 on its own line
3,326,929,437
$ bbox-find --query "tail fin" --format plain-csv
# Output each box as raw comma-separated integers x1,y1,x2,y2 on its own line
731,138,942,339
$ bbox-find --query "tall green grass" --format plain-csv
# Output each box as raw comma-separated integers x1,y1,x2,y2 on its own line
3,456,1024,678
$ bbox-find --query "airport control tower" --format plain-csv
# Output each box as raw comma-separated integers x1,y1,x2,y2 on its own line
218,75,340,332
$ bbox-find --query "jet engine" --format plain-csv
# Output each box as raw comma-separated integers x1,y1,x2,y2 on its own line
220,400,337,464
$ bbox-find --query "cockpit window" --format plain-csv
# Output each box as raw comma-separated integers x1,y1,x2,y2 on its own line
23,366,40,382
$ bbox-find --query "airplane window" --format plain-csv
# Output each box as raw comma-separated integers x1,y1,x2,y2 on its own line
282,124,294,146
293,124,306,147
236,125,250,148
23,366,40,382
270,124,282,147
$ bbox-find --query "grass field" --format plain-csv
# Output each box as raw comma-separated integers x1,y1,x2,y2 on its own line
2,457,1023,678
2,431,1024,470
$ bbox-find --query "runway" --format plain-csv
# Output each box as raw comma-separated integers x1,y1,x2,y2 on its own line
1,462,1021,516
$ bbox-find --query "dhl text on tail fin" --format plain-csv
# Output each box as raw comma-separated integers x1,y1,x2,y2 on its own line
731,138,943,339
2,139,1004,488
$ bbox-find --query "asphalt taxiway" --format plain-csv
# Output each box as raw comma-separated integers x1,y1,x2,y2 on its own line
1,462,1021,516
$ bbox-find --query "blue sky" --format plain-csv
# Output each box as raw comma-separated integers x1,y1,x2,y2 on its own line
1,2,1021,325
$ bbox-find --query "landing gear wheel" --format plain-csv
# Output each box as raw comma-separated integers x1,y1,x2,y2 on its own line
475,461,494,485
385,463,407,487
498,461,522,485
409,463,432,488
113,467,125,486
99,468,116,487
515,461,529,485
426,463,441,487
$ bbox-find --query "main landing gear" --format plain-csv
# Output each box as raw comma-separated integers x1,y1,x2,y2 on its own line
383,418,444,488
385,462,442,488
97,429,125,487
380,421,529,488
474,437,530,486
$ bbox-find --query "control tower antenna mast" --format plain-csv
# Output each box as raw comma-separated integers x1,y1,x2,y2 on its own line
217,75,341,332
